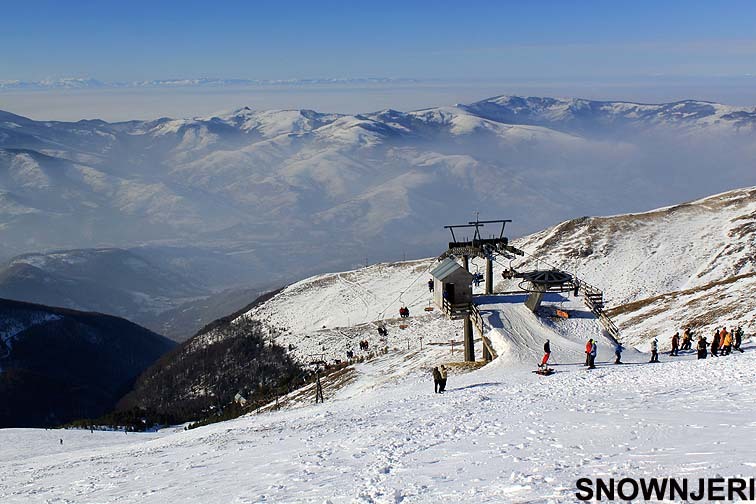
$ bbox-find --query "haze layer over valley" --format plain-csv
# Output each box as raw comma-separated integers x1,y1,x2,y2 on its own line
2,95,755,289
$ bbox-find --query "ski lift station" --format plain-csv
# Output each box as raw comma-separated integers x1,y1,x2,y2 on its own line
429,258,473,316
432,216,622,363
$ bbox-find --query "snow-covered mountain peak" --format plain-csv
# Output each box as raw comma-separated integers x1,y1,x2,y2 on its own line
463,95,756,133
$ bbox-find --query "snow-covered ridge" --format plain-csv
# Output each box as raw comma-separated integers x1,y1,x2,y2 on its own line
462,95,756,131
512,185,756,302
213,184,756,364
509,185,756,346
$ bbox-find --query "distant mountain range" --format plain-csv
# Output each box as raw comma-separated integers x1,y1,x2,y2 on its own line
0,77,421,90
0,298,174,427
1,95,755,288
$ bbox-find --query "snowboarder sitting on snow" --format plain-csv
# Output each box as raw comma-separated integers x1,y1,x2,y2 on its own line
585,339,593,366
650,338,659,363
439,365,448,392
670,332,680,356
697,336,708,359
541,339,551,366
588,340,597,369
432,367,442,393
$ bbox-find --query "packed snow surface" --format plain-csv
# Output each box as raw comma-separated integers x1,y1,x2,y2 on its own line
2,341,755,503
2,266,754,502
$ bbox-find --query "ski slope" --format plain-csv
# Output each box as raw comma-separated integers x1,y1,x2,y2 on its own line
2,338,755,503
2,227,754,502
242,255,625,367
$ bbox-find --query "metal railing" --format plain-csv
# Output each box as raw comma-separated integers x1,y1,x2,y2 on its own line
577,280,621,342
470,303,497,360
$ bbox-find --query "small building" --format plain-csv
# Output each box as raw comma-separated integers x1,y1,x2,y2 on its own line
430,257,473,316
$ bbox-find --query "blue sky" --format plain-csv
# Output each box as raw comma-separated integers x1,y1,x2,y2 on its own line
3,0,756,81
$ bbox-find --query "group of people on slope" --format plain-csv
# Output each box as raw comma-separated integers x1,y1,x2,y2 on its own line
542,338,623,370
696,326,745,359
432,365,448,393
668,328,694,356
653,325,745,361
584,339,598,369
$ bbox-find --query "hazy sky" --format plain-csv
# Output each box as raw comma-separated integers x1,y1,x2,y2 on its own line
3,0,756,119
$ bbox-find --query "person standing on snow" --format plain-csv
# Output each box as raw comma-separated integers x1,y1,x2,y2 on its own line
670,332,680,356
682,328,693,350
427,279,434,292
697,336,708,359
588,340,597,369
614,343,623,364
439,365,448,392
723,329,733,355
585,339,593,366
542,339,551,366
719,327,728,354
735,326,744,353
432,367,442,393
711,331,720,357
650,338,659,363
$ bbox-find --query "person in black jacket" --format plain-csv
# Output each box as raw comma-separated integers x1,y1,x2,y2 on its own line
432,367,442,393
711,331,720,357
697,336,708,359
670,332,680,356
735,326,744,353
439,365,448,392
541,339,551,366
